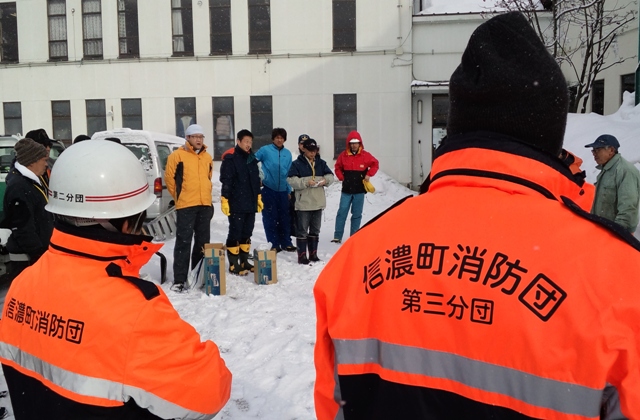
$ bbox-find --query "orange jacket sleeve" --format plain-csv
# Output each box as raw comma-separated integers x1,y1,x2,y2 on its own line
126,290,232,418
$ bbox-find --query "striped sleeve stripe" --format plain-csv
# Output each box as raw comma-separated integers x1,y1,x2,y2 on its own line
333,338,602,418
0,342,217,420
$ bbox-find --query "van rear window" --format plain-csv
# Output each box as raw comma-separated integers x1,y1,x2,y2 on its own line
124,143,153,171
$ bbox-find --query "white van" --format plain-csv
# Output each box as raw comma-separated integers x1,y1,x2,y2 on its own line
91,129,185,219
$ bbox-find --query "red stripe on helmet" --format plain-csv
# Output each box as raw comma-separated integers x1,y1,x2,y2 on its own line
85,184,149,202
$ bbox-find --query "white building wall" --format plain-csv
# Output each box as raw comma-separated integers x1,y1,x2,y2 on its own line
0,0,414,184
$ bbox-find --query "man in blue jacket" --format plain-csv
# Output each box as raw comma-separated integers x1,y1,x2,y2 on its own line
255,128,295,252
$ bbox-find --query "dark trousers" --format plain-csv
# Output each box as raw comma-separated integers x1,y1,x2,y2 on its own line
173,206,213,284
261,186,293,248
297,210,322,238
226,212,256,247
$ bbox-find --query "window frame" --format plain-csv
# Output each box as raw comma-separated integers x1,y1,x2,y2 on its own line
85,99,107,136
0,2,19,63
250,96,272,151
248,0,271,55
332,0,356,52
121,98,143,129
212,96,235,160
52,100,72,142
210,0,232,56
82,0,103,60
48,0,68,61
118,0,139,58
333,94,357,158
172,0,194,57
2,102,22,136
620,73,634,104
591,79,604,115
175,97,196,137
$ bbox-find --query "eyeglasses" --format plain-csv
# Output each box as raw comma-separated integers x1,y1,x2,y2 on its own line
189,135,205,139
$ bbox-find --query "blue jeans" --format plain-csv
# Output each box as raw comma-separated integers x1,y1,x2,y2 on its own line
261,186,293,248
333,193,365,241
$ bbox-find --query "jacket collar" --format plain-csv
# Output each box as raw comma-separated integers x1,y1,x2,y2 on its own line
426,132,586,202
48,221,162,276
597,153,620,171
183,141,207,155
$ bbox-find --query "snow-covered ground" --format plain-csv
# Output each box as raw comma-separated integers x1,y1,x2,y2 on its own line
2,93,640,418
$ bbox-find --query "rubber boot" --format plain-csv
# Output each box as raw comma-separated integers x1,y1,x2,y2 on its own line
227,246,249,276
296,237,309,265
308,236,320,262
239,242,254,273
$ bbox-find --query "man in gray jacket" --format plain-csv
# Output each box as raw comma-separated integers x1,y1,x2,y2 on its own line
585,134,640,233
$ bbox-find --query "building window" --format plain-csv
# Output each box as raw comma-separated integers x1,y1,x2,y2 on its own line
432,94,449,154
52,101,72,142
118,0,139,58
591,80,604,115
86,99,106,136
250,96,272,150
175,97,196,137
48,0,68,61
333,94,357,158
82,0,103,59
122,98,142,129
172,0,193,56
0,3,18,63
212,97,235,160
3,102,21,135
621,73,634,104
210,0,232,55
248,0,270,55
332,0,355,52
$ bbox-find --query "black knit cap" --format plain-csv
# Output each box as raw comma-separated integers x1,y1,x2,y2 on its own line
25,128,52,148
447,12,569,156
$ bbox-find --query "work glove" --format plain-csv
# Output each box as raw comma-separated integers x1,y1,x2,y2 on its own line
221,197,231,216
363,179,376,193
257,194,264,213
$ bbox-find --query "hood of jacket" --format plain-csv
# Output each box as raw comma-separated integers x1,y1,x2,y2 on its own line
345,130,364,153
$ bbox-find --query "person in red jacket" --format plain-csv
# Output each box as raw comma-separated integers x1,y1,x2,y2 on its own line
314,12,640,419
0,140,231,419
331,131,379,244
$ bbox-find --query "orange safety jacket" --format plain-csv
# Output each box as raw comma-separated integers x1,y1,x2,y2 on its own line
0,222,232,419
314,133,640,420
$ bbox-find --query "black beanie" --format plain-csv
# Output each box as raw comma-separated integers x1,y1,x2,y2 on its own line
447,12,569,156
25,128,52,148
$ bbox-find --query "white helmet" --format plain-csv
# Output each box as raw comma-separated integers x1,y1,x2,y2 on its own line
45,140,155,220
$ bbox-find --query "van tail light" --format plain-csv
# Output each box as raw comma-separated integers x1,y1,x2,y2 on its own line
154,178,162,197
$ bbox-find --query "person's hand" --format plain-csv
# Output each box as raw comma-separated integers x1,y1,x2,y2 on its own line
257,194,264,212
308,179,317,187
364,175,370,181
221,197,230,216
317,179,326,187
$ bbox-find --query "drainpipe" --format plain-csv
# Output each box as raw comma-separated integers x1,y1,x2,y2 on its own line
636,3,640,105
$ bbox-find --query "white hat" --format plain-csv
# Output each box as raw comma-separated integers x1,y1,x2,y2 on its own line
185,124,204,136
349,138,361,143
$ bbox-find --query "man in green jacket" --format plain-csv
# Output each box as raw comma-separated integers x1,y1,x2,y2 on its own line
586,134,640,233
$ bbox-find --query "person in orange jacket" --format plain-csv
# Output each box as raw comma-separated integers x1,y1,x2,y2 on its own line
314,12,640,419
0,140,231,419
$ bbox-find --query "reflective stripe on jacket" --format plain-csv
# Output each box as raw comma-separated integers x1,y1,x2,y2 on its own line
165,142,213,210
0,223,232,419
314,133,640,420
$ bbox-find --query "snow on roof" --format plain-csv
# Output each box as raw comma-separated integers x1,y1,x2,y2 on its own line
418,0,542,15
411,80,450,87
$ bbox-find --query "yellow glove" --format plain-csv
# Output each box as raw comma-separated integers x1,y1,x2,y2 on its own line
363,179,376,193
257,194,264,213
221,197,230,216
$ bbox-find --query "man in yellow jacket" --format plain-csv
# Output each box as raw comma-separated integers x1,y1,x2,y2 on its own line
314,12,640,419
165,124,214,292
0,140,231,419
